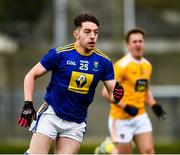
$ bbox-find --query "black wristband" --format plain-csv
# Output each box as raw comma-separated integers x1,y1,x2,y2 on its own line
124,105,138,116
152,104,163,116
23,101,34,109
24,101,33,104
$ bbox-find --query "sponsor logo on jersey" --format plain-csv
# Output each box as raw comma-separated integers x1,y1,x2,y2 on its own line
135,79,148,92
80,60,89,64
79,60,89,71
76,74,87,88
68,71,94,94
67,60,76,66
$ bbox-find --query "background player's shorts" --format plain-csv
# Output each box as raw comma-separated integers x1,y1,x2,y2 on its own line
29,104,86,142
108,113,152,143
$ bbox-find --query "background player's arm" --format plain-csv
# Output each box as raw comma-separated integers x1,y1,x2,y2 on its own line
145,88,156,106
145,88,167,119
24,62,47,101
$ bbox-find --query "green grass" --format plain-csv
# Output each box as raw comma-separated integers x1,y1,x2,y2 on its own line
0,141,180,154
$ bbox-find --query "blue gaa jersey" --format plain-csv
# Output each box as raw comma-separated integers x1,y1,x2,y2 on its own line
40,43,114,123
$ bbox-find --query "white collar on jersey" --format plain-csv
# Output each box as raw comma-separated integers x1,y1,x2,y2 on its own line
127,53,144,64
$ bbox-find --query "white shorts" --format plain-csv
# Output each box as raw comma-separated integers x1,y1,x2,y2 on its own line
29,104,86,142
108,113,152,143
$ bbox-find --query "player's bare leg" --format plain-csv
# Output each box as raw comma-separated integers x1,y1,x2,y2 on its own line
55,137,81,154
29,132,53,154
112,143,132,154
134,132,154,154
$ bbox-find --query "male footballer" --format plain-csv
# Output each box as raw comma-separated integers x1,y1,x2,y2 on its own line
17,13,124,154
95,28,167,154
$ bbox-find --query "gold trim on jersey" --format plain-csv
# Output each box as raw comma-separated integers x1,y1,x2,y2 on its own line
94,48,110,61
56,43,75,53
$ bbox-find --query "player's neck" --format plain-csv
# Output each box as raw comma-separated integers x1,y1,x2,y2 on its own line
134,56,142,60
75,42,93,56
129,53,142,61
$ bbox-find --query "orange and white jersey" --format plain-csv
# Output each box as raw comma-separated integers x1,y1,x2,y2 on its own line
110,53,152,119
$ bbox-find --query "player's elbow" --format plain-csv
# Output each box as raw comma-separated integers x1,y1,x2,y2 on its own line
24,71,36,83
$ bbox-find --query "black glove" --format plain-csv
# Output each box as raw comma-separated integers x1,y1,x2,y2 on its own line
113,82,124,104
124,104,138,116
17,101,36,128
152,104,167,120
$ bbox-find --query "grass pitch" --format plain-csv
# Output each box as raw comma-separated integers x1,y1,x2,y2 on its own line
0,141,180,154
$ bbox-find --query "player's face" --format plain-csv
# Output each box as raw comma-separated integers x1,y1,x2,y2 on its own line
126,33,145,60
74,22,99,53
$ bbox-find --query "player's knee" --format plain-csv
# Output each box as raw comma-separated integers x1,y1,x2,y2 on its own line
140,146,154,154
113,145,132,154
111,147,120,154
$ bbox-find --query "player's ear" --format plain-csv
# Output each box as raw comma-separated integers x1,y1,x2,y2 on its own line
73,29,79,39
125,41,129,49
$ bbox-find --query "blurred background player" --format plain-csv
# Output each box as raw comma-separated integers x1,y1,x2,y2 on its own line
17,13,124,154
95,28,167,154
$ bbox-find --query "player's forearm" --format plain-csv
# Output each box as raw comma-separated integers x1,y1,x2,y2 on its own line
102,91,125,108
101,84,117,103
145,89,156,106
146,98,156,106
101,87,111,102
102,81,125,109
23,63,47,101
24,72,36,101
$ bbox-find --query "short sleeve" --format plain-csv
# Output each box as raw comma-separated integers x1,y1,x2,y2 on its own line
40,49,58,71
101,60,114,81
148,62,153,79
114,60,126,82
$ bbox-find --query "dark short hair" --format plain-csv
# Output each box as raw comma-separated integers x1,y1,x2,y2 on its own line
74,13,100,28
125,28,146,43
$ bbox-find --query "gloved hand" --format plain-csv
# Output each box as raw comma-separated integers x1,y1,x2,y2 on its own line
17,101,36,128
124,104,138,116
113,82,124,104
152,104,167,120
